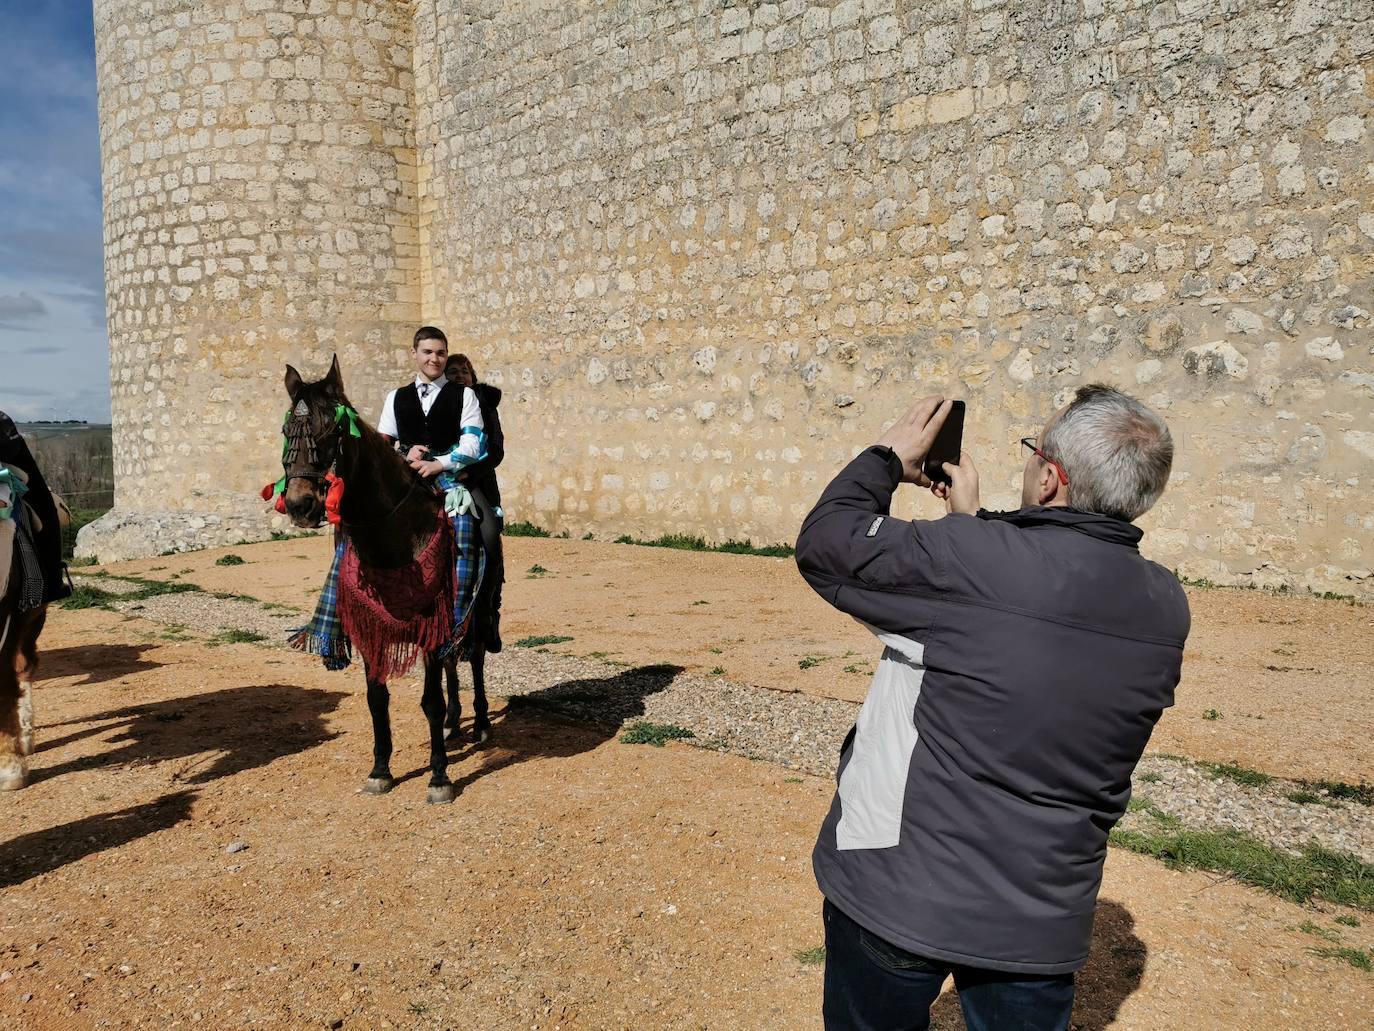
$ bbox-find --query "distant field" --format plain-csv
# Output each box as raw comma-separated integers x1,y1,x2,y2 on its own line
18,422,114,553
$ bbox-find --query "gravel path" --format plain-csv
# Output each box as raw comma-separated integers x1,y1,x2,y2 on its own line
72,575,1374,864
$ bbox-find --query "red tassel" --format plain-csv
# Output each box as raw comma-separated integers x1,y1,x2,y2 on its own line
275,494,286,514
261,482,275,501
325,473,345,525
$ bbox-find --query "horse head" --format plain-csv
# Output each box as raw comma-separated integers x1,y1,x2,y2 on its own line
281,355,349,529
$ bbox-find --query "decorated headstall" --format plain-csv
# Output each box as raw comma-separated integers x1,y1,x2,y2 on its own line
262,400,360,522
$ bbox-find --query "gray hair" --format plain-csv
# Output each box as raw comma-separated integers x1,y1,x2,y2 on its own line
1041,385,1173,522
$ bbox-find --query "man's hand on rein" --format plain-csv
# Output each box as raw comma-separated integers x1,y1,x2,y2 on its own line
408,456,444,479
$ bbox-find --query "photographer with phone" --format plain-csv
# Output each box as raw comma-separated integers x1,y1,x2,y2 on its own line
796,386,1189,1031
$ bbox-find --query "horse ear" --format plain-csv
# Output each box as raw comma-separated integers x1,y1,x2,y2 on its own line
284,364,303,399
324,354,344,396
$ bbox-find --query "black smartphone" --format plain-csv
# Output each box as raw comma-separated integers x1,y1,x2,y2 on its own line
922,401,965,485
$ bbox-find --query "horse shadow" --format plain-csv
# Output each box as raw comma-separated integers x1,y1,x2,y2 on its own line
929,900,1146,1030
0,790,195,890
39,642,163,686
33,683,347,786
406,663,684,793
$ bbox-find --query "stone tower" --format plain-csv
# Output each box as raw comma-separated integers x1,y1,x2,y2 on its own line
88,0,420,553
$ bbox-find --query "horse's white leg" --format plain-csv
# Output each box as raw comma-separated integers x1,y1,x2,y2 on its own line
0,749,26,790
18,679,33,756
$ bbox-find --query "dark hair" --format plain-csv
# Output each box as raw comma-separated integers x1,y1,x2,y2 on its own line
445,353,477,383
413,326,448,349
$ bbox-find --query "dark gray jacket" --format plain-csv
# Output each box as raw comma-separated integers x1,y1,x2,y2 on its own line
796,447,1189,974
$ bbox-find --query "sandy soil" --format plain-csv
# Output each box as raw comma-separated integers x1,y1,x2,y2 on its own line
98,535,1374,782
1,599,1371,1029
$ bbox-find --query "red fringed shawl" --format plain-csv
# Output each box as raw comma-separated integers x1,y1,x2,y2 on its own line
338,511,454,682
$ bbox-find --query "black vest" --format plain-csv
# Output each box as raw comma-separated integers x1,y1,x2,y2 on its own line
393,381,464,453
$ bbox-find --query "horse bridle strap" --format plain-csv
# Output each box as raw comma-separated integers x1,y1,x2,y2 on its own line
282,402,362,485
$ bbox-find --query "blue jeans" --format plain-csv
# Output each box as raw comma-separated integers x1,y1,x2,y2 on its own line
822,900,1074,1031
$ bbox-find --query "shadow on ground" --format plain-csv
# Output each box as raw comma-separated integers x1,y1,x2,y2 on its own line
0,790,196,890
39,642,163,686
35,684,346,786
930,900,1146,1031
416,663,683,794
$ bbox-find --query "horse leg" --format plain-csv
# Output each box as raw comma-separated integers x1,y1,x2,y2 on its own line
0,616,26,791
361,673,395,794
470,644,491,744
15,604,46,756
443,653,463,743
420,654,455,804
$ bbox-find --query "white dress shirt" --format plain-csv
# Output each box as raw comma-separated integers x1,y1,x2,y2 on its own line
377,375,484,471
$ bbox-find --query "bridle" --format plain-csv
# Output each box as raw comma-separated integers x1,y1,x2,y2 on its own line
282,399,342,487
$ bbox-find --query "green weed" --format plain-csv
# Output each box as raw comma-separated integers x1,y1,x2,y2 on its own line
620,722,695,747
513,634,574,648
215,554,246,566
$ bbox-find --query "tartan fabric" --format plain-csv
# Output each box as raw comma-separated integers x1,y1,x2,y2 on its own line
287,532,353,671
289,507,485,674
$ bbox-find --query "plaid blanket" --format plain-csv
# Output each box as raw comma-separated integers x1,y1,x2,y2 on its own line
289,507,485,674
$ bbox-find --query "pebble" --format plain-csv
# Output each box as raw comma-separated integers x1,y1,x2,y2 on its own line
225,842,248,854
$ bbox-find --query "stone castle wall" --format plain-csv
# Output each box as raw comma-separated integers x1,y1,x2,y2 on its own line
90,0,421,548
89,0,1374,597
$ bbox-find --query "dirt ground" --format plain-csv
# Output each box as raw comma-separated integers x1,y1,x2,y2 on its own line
102,535,1374,782
1,538,1370,1029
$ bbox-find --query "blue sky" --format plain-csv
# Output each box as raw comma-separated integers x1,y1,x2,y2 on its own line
0,1,108,422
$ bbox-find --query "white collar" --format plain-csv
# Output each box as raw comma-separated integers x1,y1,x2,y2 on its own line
414,374,446,392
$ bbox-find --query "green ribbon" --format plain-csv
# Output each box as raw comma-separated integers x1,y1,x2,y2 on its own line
335,404,361,438
0,465,28,521
271,475,286,499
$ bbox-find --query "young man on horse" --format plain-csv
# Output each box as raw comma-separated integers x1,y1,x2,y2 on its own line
377,326,486,482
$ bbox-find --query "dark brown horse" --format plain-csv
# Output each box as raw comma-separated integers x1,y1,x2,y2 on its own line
281,357,488,803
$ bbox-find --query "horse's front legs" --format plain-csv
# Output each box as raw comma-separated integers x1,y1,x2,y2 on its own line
470,645,491,744
362,674,395,794
420,653,455,804
443,655,462,744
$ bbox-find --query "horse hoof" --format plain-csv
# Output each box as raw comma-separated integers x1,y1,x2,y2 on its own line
0,757,28,791
444,729,463,746
474,727,491,745
362,777,395,795
426,784,456,805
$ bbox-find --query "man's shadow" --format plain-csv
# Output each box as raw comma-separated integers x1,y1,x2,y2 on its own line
417,663,683,793
34,683,347,786
930,900,1145,1031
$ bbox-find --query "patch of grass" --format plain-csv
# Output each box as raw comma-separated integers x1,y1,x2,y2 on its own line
526,564,550,577
620,721,696,747
794,946,825,966
842,664,869,675
1298,919,1342,942
1336,915,1360,927
1306,780,1374,807
269,530,293,541
58,576,202,612
708,646,723,654
707,666,725,676
1109,823,1374,910
505,520,551,538
215,629,267,645
1139,772,1164,784
1198,760,1272,788
1202,708,1222,721
798,655,826,670
691,599,709,606
1287,790,1328,806
214,554,246,566
60,507,108,558
1308,946,1372,972
1127,796,1153,813
513,634,574,648
784,777,804,784
69,555,99,567
612,532,794,558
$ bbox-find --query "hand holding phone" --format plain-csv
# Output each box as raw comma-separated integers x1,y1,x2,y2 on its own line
921,401,965,486
876,397,962,485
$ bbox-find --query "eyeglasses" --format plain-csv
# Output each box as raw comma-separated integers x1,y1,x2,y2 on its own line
1020,437,1070,486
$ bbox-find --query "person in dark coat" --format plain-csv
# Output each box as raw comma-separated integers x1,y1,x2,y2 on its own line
0,411,71,604
445,353,504,652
